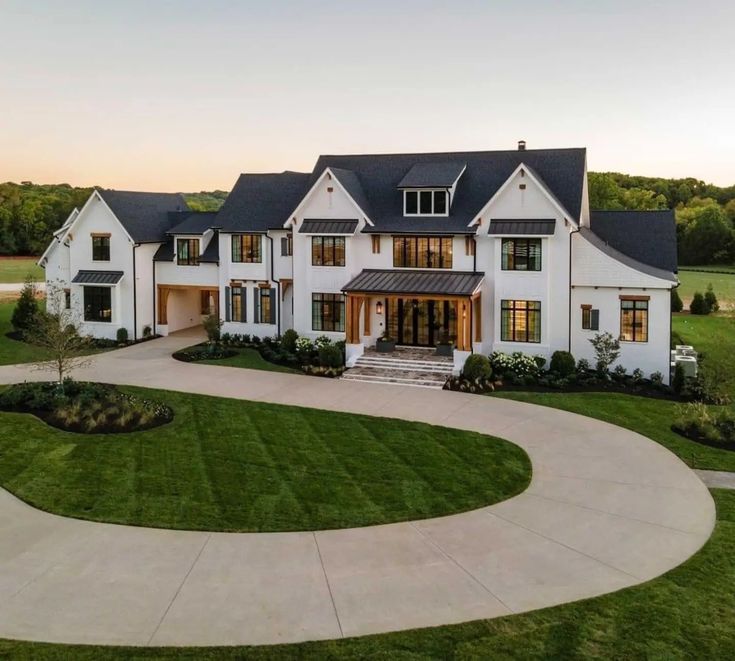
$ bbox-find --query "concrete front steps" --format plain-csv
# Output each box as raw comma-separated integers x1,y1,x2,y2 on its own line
342,350,453,389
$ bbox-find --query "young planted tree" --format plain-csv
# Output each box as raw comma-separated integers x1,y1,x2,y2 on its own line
589,331,621,374
202,313,223,349
11,276,39,338
704,284,719,314
689,292,708,315
671,288,683,313
27,284,94,386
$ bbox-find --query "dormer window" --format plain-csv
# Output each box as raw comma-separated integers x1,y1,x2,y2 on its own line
404,190,449,217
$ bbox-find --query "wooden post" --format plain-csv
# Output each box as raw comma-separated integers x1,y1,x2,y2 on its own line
157,286,170,325
345,295,353,343
364,298,371,336
473,294,482,343
463,299,471,350
454,299,463,350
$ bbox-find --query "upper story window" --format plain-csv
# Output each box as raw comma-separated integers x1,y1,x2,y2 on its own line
280,233,293,257
312,236,345,267
501,238,542,271
91,235,110,261
177,238,200,266
232,234,262,263
404,190,448,216
393,236,452,269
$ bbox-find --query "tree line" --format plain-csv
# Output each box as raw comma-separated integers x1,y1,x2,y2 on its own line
589,173,735,266
0,182,227,256
1,176,733,266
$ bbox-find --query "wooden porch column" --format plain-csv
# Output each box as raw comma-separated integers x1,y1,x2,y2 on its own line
363,298,371,336
345,294,363,344
463,299,472,350
454,299,464,351
157,286,170,325
345,295,353,342
473,293,482,343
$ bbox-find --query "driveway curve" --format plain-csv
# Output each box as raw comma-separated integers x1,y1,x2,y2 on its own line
0,331,715,647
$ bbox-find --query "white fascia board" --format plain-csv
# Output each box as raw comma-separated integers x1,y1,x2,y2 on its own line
468,163,577,229
39,207,80,266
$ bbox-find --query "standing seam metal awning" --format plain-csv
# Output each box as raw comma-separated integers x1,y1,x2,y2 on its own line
342,269,484,297
71,270,124,285
299,219,359,234
488,219,556,235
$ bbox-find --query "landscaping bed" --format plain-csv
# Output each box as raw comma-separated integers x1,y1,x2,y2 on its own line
672,402,735,451
0,381,173,434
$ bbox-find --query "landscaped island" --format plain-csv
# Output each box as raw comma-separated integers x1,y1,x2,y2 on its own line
0,385,530,532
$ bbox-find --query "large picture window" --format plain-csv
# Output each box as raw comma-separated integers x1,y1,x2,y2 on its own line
501,238,542,271
232,234,262,263
312,293,345,331
393,236,453,268
92,236,110,261
84,286,112,323
177,238,200,266
500,300,541,343
620,298,648,342
312,237,345,266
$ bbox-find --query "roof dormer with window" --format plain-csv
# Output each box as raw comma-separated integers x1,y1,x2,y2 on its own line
398,162,466,217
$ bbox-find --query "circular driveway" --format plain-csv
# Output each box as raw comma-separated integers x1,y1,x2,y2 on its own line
0,332,715,647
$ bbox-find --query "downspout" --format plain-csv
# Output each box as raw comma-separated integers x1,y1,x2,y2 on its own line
267,233,281,336
152,254,157,336
132,243,138,341
568,223,580,353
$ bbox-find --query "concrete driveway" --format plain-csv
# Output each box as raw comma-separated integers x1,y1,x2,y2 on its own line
0,334,716,646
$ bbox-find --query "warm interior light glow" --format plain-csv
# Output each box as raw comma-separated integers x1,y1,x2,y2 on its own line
376,300,384,315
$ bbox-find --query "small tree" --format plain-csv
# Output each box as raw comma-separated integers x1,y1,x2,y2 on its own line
11,276,39,338
671,288,683,313
26,285,93,387
689,292,708,315
202,314,223,346
704,284,719,314
589,332,621,374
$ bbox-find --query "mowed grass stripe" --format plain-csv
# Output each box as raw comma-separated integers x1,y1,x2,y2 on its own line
0,387,530,532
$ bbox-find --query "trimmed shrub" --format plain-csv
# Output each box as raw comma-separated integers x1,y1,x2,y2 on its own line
672,363,686,395
704,284,719,313
143,325,152,339
116,327,129,344
689,292,708,315
319,344,343,368
549,351,575,377
462,354,492,381
671,288,683,312
281,329,299,353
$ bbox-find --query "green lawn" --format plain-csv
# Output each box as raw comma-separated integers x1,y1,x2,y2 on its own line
198,346,302,374
1,488,732,659
0,386,530,532
673,312,735,391
0,300,54,365
677,268,735,309
0,257,43,283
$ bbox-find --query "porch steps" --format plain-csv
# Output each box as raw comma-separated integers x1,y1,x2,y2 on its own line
341,350,453,390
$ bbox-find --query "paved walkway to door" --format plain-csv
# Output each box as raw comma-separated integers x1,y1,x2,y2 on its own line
0,333,716,647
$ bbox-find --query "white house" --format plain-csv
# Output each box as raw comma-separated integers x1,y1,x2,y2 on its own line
40,143,679,381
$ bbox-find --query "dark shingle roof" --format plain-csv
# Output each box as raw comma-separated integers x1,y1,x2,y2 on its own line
72,270,124,285
199,233,220,263
342,269,484,297
329,168,372,219
96,189,190,243
167,211,219,235
311,148,586,235
153,239,174,262
589,210,677,275
489,219,556,235
216,171,311,232
299,219,359,234
397,162,466,188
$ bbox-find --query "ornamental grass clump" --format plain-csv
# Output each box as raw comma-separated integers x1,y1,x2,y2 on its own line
673,402,735,447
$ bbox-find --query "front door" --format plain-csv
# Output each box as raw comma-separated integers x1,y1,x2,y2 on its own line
387,298,456,346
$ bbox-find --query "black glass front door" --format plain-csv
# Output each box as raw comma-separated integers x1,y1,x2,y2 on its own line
386,298,456,346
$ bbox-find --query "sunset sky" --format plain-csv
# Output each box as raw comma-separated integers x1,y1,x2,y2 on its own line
1,0,733,192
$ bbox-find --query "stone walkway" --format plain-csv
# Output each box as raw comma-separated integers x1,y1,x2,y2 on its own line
0,332,716,647
695,469,735,489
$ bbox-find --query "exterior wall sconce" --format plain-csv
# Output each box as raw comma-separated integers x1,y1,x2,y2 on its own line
376,300,384,315
462,304,467,319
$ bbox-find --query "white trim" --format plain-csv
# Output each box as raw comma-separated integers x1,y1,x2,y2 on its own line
38,208,79,266
282,167,374,229
468,163,577,228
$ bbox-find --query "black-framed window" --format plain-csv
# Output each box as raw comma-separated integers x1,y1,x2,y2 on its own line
404,190,448,216
312,293,345,331
620,299,648,342
501,238,542,271
92,236,110,261
229,286,245,322
500,300,541,343
83,286,112,323
312,236,345,266
177,238,200,266
232,234,262,263
281,233,293,256
259,288,271,324
393,236,453,268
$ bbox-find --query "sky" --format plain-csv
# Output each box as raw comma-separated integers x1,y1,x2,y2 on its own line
1,0,733,192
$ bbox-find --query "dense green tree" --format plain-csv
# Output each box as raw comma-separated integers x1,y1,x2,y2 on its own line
678,204,734,265
11,277,39,336
671,288,683,312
